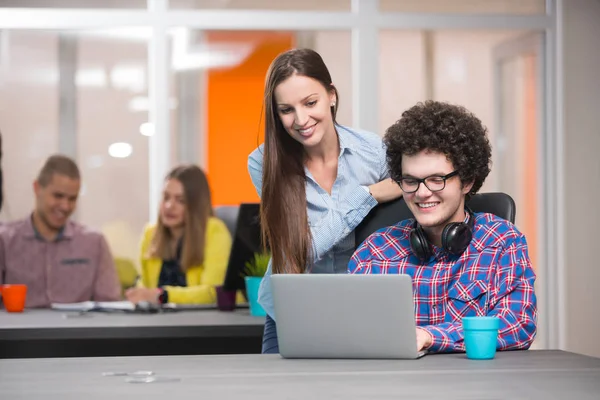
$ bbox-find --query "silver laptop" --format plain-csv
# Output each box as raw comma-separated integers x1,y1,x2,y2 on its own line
271,274,426,359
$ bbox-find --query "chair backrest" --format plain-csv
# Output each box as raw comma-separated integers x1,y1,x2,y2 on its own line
214,205,240,236
354,192,516,249
114,257,139,292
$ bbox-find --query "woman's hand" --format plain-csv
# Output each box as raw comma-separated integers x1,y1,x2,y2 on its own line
125,287,161,304
367,178,403,204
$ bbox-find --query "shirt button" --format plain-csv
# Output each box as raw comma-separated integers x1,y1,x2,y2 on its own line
432,305,437,310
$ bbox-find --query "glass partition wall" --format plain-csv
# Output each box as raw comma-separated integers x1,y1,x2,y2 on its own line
0,0,559,350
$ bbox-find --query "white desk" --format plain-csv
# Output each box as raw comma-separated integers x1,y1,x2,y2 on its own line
0,350,598,399
0,309,265,358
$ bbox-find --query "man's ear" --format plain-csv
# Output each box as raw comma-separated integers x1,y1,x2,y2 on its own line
462,180,474,195
33,180,41,196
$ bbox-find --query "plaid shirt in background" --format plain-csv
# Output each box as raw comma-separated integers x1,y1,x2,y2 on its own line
348,213,537,353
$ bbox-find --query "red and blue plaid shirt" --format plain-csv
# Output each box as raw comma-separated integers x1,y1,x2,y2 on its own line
348,213,537,353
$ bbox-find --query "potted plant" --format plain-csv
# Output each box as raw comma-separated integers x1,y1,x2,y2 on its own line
243,252,270,317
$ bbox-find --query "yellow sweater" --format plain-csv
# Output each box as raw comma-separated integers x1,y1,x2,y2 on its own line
139,217,234,304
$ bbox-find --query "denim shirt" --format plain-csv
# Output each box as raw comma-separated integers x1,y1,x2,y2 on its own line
247,125,389,319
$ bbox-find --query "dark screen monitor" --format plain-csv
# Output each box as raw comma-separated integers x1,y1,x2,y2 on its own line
222,203,266,295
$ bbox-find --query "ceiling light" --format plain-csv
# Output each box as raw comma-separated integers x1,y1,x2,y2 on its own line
108,142,133,158
139,122,155,136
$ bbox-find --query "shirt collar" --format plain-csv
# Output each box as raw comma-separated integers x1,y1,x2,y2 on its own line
336,125,360,154
24,213,72,241
303,125,360,182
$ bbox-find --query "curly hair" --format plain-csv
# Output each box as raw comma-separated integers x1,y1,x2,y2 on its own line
384,100,492,198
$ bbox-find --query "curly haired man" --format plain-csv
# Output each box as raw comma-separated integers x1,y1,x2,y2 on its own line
349,100,537,354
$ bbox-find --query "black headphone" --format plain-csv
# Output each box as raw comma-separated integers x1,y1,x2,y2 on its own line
409,208,475,263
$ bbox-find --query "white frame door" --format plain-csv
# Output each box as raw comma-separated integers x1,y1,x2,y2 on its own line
493,32,551,349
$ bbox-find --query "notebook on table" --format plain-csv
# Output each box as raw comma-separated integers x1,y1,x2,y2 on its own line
51,301,136,312
51,301,251,313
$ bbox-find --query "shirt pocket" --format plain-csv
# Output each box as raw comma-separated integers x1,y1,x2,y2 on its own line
307,205,329,230
446,280,488,319
61,258,91,266
50,258,95,295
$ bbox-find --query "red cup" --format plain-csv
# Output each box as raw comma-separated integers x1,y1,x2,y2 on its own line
0,284,28,312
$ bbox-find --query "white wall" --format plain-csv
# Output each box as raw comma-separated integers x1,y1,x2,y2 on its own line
314,31,353,128
433,30,523,193
0,30,149,266
0,31,59,222
378,30,426,136
76,33,149,265
561,0,600,358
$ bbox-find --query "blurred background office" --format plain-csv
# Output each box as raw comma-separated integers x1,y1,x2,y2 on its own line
0,0,598,357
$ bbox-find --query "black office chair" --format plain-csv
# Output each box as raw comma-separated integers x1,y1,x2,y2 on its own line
354,192,516,249
214,205,240,236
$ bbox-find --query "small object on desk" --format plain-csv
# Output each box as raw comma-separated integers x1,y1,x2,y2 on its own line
0,284,28,313
245,276,267,317
216,285,236,311
462,316,500,360
160,302,250,311
162,303,217,311
135,301,160,313
102,370,155,377
126,376,182,384
62,311,93,319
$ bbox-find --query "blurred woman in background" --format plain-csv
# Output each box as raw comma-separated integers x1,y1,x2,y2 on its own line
126,165,232,305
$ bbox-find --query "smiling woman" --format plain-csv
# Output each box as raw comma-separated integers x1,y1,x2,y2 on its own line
273,74,337,151
247,48,404,354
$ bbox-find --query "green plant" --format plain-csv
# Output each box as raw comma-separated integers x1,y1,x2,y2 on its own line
243,252,270,278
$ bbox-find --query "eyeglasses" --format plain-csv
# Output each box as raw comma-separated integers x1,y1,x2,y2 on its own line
396,170,459,194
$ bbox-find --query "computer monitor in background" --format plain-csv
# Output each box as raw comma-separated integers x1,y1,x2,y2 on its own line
223,203,266,295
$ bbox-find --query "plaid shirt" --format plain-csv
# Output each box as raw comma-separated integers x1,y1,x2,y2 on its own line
348,213,537,353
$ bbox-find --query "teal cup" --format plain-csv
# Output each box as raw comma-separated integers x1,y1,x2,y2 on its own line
244,276,266,317
462,316,500,360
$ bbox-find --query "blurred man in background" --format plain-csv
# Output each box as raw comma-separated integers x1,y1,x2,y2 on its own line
0,154,120,308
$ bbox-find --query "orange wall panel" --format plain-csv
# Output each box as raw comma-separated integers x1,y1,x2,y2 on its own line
522,55,538,271
206,32,294,206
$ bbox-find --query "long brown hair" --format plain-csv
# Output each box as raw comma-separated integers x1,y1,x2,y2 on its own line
261,48,339,274
148,165,213,271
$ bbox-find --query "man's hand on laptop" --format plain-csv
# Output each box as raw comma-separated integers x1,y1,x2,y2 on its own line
416,328,433,351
